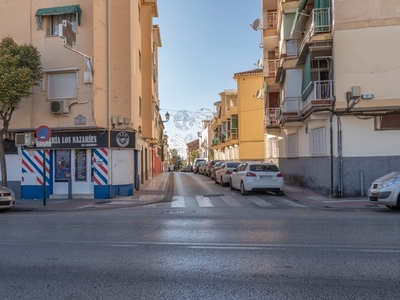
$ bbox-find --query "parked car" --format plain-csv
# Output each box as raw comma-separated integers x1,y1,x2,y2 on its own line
205,160,221,177
210,161,223,180
193,162,203,174
215,161,241,186
199,161,208,175
230,162,284,195
0,186,16,211
368,172,400,210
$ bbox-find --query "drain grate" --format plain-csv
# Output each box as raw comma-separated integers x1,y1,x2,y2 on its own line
203,194,224,197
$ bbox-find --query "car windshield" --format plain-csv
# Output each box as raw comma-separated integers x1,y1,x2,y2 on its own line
249,165,279,172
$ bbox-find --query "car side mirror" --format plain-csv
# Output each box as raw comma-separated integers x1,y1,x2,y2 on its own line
233,168,237,172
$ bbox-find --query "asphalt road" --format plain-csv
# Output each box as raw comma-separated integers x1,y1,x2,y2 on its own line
1,172,400,299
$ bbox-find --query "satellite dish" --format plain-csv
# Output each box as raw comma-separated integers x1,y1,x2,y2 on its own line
256,58,263,67
255,89,263,99
251,18,261,31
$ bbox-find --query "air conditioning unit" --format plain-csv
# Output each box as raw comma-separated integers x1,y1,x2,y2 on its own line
15,133,35,147
275,109,281,118
50,99,69,114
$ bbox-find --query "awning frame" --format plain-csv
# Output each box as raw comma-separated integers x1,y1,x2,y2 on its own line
35,5,82,30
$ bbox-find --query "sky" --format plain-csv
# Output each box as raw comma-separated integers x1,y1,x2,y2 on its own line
156,0,263,153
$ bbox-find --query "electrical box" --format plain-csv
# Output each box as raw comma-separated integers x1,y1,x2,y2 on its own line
84,71,93,84
351,86,360,98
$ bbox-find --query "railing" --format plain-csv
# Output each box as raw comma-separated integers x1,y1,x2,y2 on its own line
265,108,280,126
263,12,278,30
264,59,279,77
302,80,333,110
282,97,301,114
231,128,239,140
283,39,301,57
300,8,332,52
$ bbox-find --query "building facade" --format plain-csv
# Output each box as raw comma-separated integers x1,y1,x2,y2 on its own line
0,0,164,199
262,0,400,197
212,70,264,162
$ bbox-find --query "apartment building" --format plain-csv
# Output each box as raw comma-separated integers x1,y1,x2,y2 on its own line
262,0,400,197
212,69,264,162
0,0,163,199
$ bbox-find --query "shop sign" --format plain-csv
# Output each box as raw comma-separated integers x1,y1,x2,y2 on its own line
48,131,108,149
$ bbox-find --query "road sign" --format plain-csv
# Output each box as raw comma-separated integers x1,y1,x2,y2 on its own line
36,125,52,142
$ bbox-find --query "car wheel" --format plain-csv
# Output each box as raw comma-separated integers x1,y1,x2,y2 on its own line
220,176,224,186
230,179,235,190
240,181,248,195
276,191,284,196
386,205,400,210
214,177,218,184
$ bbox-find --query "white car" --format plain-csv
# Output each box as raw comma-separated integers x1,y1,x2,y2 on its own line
368,172,400,210
0,186,16,211
215,161,241,186
230,162,284,195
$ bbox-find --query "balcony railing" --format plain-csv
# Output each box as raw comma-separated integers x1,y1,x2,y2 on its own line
300,8,332,53
282,97,301,115
301,80,333,111
231,128,239,140
264,59,279,77
282,39,300,57
265,108,280,126
263,12,277,30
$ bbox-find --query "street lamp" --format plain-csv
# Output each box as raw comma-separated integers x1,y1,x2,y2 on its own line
163,112,170,123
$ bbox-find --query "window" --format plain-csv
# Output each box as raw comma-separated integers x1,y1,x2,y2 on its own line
139,50,142,70
375,114,400,130
48,72,78,99
50,13,76,36
35,5,82,34
286,133,298,157
139,97,142,116
309,126,326,156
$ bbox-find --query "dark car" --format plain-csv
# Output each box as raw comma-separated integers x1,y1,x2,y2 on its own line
205,160,222,177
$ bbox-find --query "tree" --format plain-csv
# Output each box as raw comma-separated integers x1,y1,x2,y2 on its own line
190,150,199,164
0,37,43,186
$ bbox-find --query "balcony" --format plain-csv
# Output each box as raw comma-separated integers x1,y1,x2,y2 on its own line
265,108,281,128
264,59,279,77
301,80,333,114
282,96,301,118
298,8,332,60
263,12,277,30
282,38,300,58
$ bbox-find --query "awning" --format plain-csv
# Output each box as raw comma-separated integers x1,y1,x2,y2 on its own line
35,5,82,30
289,0,309,38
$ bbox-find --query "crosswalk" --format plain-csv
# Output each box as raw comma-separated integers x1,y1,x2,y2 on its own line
141,194,307,209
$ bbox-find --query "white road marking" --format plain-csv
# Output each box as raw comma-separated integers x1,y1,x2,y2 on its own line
171,196,186,207
221,195,243,207
196,195,214,207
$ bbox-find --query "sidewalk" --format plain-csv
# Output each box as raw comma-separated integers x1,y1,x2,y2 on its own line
284,185,378,209
13,172,173,212
12,172,377,212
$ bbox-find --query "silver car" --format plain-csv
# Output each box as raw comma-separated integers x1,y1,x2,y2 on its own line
368,172,400,210
0,186,16,211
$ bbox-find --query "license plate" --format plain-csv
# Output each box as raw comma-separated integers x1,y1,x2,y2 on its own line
260,175,272,179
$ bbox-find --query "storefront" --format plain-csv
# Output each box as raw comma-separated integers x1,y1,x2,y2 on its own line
20,130,137,200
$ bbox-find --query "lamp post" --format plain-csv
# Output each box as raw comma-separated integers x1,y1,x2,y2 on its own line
163,112,170,123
